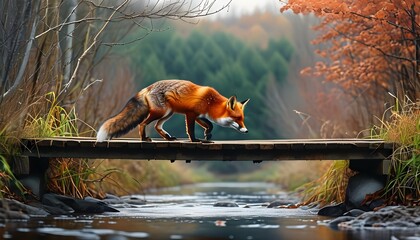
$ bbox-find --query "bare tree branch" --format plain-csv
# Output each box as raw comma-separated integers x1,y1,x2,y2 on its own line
60,0,130,96
35,0,232,39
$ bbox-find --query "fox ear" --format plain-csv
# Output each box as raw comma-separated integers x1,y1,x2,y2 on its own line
240,99,250,109
227,96,237,110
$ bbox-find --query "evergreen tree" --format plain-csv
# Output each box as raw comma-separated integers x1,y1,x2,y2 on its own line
139,53,167,85
237,47,268,81
269,52,289,82
119,25,294,140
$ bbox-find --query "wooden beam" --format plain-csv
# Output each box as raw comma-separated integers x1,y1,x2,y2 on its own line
20,137,394,161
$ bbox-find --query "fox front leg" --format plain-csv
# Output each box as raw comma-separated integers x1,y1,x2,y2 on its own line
185,113,199,142
196,118,213,141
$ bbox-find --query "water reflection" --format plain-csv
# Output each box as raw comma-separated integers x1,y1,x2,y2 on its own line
1,182,419,240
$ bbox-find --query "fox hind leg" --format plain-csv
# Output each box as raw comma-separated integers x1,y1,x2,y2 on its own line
155,111,177,141
138,122,151,142
138,112,164,141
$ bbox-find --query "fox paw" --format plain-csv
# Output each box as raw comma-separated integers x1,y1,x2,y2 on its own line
204,133,212,141
191,138,213,143
142,137,152,142
164,134,177,141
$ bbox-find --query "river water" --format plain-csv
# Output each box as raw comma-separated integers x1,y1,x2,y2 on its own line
1,182,418,240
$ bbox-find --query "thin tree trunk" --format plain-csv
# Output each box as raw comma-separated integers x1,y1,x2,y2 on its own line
2,0,40,99
63,0,78,84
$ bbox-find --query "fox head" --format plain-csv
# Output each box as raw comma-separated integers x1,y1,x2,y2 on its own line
215,96,250,133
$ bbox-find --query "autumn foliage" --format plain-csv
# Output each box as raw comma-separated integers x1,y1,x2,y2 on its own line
281,0,419,101
281,0,420,205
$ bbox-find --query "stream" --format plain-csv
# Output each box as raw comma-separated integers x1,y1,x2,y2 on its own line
1,182,418,240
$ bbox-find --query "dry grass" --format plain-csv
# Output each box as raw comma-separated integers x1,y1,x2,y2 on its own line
298,160,353,205
371,97,419,205
274,161,332,191
94,160,214,195
46,158,104,199
237,161,331,191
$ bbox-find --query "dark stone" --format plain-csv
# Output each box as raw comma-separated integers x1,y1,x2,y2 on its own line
120,196,147,205
0,199,49,219
101,194,123,205
124,199,147,206
345,173,386,210
383,220,417,228
335,206,420,229
121,196,143,200
367,198,385,210
105,193,121,200
213,201,239,207
328,216,355,228
0,208,30,220
82,197,119,213
42,193,119,214
14,199,47,215
42,194,74,213
318,202,347,217
318,174,386,218
267,200,289,208
28,201,69,215
343,209,366,217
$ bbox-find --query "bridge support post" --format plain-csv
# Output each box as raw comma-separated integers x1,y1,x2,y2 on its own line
349,159,385,175
17,157,49,198
345,159,388,210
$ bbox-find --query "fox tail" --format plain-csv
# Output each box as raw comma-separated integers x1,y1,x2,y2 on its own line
96,95,149,142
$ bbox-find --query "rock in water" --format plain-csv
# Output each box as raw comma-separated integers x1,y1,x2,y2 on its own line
267,200,289,208
0,199,49,219
338,206,420,229
328,216,355,228
345,173,386,210
41,194,74,213
213,201,239,207
343,209,366,217
42,193,119,214
83,197,120,213
318,202,347,217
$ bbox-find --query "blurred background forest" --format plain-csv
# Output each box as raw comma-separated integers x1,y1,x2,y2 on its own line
0,0,418,197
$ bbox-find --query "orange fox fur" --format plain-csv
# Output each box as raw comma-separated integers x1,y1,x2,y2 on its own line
96,80,249,142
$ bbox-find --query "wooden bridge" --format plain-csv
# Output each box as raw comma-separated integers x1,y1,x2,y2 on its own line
18,137,394,196
21,137,394,162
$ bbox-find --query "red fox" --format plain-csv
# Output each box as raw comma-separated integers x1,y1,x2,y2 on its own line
96,80,250,142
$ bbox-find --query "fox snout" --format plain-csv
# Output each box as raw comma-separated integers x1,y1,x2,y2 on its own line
230,121,248,133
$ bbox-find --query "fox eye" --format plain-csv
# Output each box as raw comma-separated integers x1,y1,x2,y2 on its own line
233,117,242,122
